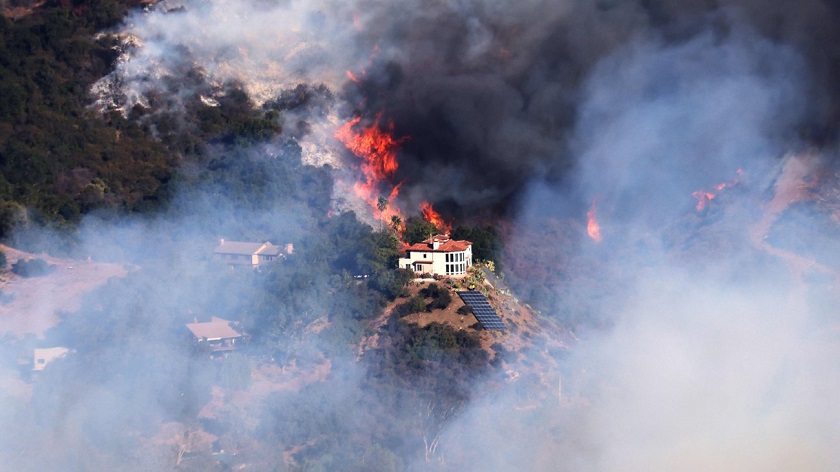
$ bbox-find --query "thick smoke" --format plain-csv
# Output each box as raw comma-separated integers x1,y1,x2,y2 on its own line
348,0,840,216
0,136,389,469
10,0,839,470
422,11,840,472
99,0,840,219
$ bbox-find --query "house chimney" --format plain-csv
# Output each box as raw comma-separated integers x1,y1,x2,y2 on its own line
220,238,225,245
285,243,294,255
432,238,440,250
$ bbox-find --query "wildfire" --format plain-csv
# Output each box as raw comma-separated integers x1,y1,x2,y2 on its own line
335,114,409,223
587,200,602,242
421,201,452,234
692,169,743,212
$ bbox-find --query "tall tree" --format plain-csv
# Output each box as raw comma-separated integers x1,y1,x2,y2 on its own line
377,195,388,231
403,216,437,245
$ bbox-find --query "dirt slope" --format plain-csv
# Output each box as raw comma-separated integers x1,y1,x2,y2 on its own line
0,245,127,337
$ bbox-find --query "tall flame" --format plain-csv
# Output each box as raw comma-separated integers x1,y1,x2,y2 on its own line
692,169,743,212
335,114,409,223
587,200,602,242
420,201,452,234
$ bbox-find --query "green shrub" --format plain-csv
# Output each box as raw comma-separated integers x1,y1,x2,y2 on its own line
11,258,54,277
426,289,452,311
393,295,427,317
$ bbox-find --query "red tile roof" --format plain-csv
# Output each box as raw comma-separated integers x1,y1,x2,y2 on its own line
403,234,472,253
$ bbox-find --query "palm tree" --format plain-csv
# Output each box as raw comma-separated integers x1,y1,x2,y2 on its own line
377,196,388,231
390,215,402,234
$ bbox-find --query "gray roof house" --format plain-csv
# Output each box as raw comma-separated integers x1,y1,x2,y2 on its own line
214,239,290,267
186,317,247,354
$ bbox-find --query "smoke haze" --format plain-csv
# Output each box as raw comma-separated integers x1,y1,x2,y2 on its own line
5,0,840,470
98,0,840,216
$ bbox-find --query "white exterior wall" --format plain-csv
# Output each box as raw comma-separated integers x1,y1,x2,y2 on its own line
398,245,472,277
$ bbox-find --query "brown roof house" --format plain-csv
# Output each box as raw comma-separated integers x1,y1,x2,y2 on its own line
398,234,473,277
186,317,247,355
214,239,292,268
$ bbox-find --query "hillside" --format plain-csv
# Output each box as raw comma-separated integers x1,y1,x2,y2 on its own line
0,244,126,337
3,1,840,470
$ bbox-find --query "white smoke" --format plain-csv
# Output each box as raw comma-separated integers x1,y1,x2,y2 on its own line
71,1,840,469
424,19,840,472
94,0,365,109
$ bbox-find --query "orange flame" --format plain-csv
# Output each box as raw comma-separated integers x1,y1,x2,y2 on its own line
346,70,360,83
421,201,452,234
335,114,409,223
587,200,602,242
691,191,716,211
692,169,743,212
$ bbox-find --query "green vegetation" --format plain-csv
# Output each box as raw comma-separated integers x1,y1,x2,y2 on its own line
10,257,53,276
402,216,437,244
420,282,452,310
393,295,427,317
0,3,501,468
0,1,309,241
392,283,453,317
452,224,502,266
0,2,177,236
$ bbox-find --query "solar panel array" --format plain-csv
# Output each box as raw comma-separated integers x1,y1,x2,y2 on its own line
457,291,507,330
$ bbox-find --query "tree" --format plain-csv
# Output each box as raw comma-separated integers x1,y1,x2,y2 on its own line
377,195,388,231
389,215,402,235
403,216,437,245
452,225,502,264
11,258,54,277
426,288,451,311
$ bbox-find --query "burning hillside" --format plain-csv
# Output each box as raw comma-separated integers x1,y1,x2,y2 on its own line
21,0,839,469
334,113,408,223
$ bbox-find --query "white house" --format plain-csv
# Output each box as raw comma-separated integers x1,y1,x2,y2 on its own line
214,239,292,267
398,234,473,277
33,347,70,372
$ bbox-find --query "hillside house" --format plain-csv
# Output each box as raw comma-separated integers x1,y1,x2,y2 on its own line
398,234,473,277
214,239,292,267
33,347,70,372
186,317,247,354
